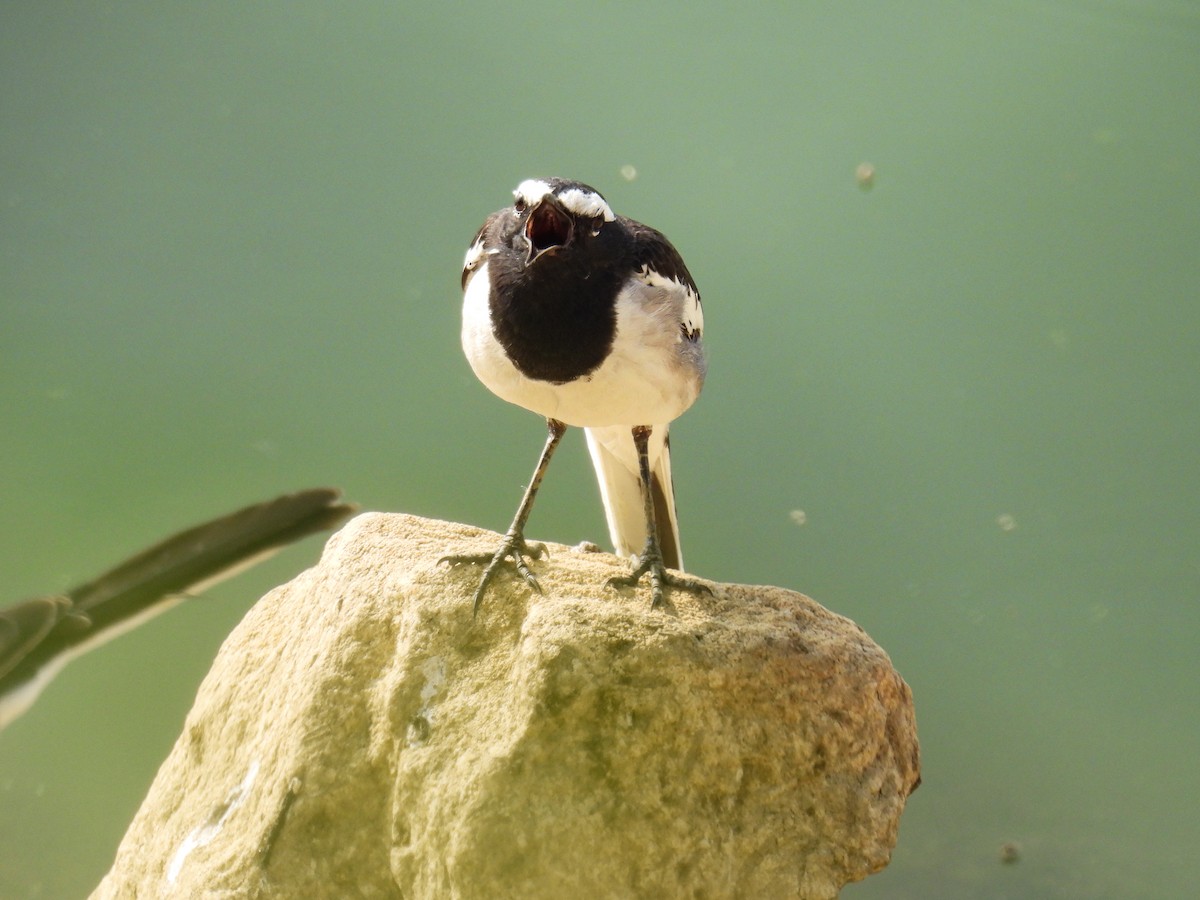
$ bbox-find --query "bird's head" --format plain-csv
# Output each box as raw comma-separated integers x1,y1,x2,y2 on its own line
511,178,615,266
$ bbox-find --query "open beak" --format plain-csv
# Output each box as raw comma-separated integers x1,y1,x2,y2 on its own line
524,196,573,264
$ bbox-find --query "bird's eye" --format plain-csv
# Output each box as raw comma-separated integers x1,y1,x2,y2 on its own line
590,217,604,237
513,197,527,213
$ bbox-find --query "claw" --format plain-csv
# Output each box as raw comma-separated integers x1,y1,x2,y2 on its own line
441,534,547,615
606,551,712,609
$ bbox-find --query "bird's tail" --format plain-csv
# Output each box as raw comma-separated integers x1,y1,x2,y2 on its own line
584,425,683,571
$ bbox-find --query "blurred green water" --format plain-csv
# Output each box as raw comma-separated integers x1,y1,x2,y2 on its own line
2,1,1197,896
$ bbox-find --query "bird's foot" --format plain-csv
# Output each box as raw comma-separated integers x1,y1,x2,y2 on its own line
606,552,712,610
441,532,547,614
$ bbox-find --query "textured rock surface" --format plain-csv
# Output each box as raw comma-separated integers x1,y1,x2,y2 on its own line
92,513,919,900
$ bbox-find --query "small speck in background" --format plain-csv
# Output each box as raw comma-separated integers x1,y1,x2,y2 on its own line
855,161,876,190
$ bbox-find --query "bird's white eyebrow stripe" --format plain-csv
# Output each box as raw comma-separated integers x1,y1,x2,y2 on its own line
513,179,615,222
555,188,615,222
514,179,553,205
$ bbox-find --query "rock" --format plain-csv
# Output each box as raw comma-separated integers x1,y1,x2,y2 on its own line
91,513,919,900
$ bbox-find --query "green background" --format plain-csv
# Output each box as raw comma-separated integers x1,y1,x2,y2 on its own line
2,2,1197,897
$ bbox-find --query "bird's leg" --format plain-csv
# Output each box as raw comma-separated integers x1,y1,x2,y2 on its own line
442,418,567,614
606,425,710,609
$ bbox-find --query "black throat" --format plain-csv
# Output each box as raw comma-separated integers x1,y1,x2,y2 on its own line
488,235,624,384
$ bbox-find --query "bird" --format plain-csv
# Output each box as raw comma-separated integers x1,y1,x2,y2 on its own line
448,177,707,612
0,488,355,731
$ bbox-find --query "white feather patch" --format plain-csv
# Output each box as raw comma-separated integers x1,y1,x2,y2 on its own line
638,266,703,340
462,236,486,272
514,179,553,206
556,187,615,222
513,179,615,222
